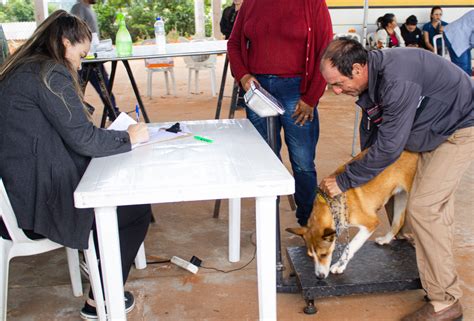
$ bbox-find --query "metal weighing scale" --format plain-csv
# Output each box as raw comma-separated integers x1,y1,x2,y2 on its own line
243,82,422,314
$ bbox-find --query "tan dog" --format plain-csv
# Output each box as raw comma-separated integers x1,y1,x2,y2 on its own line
287,150,418,279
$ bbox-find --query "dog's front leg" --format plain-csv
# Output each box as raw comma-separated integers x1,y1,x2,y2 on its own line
330,225,374,274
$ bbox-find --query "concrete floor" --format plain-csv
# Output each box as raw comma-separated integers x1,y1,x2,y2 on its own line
6,56,474,320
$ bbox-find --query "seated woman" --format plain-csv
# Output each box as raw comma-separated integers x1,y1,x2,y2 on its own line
422,6,448,55
0,10,151,319
374,13,405,49
400,15,424,48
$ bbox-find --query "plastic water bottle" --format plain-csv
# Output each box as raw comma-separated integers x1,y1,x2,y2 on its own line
154,17,166,53
115,13,132,57
90,32,99,53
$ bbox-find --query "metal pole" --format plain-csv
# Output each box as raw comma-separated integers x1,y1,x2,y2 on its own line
214,55,229,119
266,117,285,285
362,0,369,48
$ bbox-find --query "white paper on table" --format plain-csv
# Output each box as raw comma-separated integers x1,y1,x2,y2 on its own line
107,112,137,130
107,113,192,149
133,124,191,149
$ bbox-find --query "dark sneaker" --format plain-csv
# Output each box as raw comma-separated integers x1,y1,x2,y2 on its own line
80,291,135,320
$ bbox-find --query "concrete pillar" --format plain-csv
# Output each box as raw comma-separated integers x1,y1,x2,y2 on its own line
194,0,205,38
34,0,48,26
211,0,223,39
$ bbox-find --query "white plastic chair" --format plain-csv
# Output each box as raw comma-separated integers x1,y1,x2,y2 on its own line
179,37,217,97
142,39,176,97
367,32,376,50
0,178,107,320
433,34,450,59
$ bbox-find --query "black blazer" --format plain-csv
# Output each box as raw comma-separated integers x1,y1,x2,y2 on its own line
0,62,131,249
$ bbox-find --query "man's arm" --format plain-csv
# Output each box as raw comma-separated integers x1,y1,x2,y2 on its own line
335,80,422,192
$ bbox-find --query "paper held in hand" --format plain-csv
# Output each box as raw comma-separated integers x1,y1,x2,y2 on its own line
107,112,192,148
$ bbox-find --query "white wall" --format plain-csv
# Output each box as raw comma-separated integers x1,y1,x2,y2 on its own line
330,7,471,35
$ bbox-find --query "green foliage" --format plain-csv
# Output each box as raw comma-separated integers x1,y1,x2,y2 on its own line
94,0,216,43
48,3,58,15
0,0,34,22
127,3,156,41
95,1,118,41
0,0,215,40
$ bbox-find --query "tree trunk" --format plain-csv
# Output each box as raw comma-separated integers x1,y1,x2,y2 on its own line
211,0,222,39
194,0,205,38
34,0,48,25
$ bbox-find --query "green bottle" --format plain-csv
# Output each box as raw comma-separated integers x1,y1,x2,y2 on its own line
115,13,132,57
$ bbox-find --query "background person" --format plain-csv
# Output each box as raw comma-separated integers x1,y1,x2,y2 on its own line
220,0,243,40
227,0,333,227
0,10,151,319
400,15,424,48
374,13,405,49
423,6,448,55
319,38,473,321
220,0,245,109
445,10,473,76
71,0,120,119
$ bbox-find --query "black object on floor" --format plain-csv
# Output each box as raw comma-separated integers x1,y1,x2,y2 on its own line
285,240,421,313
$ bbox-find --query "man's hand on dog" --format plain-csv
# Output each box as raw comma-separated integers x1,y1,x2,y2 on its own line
319,176,342,197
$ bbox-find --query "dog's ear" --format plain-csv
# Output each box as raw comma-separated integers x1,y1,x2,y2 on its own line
286,227,308,236
322,228,336,242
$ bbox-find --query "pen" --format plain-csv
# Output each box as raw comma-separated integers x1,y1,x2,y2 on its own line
135,104,140,122
194,135,213,143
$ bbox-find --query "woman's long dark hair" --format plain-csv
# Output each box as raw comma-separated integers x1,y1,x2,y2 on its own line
376,13,395,30
0,10,92,115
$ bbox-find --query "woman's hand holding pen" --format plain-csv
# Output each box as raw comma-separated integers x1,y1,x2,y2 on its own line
127,123,149,145
240,74,259,91
292,99,314,126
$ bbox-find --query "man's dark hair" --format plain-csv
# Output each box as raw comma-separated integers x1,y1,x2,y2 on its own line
321,38,368,78
406,15,418,26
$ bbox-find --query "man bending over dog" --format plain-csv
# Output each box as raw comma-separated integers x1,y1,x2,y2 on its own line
319,38,473,321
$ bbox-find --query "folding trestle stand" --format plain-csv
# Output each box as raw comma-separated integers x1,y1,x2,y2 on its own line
268,116,422,314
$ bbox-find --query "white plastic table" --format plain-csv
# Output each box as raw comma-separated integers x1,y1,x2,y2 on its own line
74,119,294,320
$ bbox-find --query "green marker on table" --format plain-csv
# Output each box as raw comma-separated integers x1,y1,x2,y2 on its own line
194,135,213,143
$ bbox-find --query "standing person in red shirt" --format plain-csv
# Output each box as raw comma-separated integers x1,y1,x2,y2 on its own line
227,0,333,226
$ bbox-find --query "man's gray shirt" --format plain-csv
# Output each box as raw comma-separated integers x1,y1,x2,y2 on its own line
71,1,99,34
336,48,474,192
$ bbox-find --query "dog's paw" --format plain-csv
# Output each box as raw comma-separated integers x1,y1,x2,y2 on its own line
375,234,393,245
330,261,347,274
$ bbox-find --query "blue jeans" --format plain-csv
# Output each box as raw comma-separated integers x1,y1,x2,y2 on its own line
448,47,472,76
246,75,319,226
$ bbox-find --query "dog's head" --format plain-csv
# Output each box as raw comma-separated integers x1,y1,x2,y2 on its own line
286,194,336,279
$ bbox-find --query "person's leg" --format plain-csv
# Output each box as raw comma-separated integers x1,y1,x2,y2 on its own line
448,46,472,76
82,63,119,116
115,204,152,282
406,127,473,314
271,76,318,226
88,204,152,299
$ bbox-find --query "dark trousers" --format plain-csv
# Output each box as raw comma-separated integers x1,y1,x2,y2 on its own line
89,204,152,299
79,63,119,115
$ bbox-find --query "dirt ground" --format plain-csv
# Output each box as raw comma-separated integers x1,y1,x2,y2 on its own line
5,56,474,320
